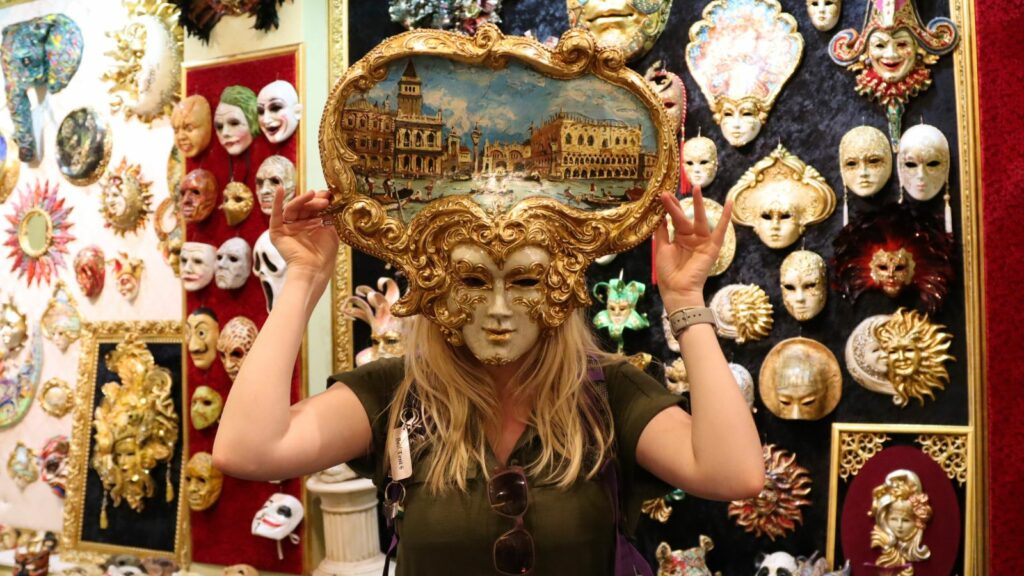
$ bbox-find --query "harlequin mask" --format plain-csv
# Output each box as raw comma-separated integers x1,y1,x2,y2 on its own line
845,314,894,395
257,80,301,144
216,85,259,156
840,125,892,198
686,0,803,147
217,316,258,381
807,0,841,31
592,272,648,353
111,252,144,301
185,452,223,511
0,299,28,361
220,181,254,226
709,284,774,343
566,0,673,62
181,242,216,292
829,0,959,148
873,307,954,407
342,277,406,366
191,385,223,430
100,159,153,236
252,493,304,540
186,308,219,370
172,95,212,158
727,145,836,249
215,237,252,290
643,61,685,136
759,337,842,420
180,169,218,223
682,136,718,189
779,250,827,321
74,246,105,299
253,231,287,312
256,155,296,215
39,435,68,498
897,123,949,202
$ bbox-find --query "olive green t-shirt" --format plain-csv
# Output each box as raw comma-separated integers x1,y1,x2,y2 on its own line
329,357,683,576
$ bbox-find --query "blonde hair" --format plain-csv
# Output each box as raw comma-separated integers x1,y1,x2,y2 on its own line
385,310,617,493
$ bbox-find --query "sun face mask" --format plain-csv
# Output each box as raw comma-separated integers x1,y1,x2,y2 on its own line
897,123,949,202
709,284,774,343
252,493,304,541
100,159,153,236
840,125,892,198
253,230,287,312
256,155,296,215
759,337,841,420
74,246,106,299
873,307,954,407
220,181,254,226
845,314,894,395
592,272,649,354
181,242,216,292
104,3,182,124
190,385,223,430
643,61,685,136
180,169,218,223
215,237,252,290
186,308,219,370
185,452,223,511
257,80,302,144
217,316,258,381
829,0,959,149
566,0,673,62
807,0,841,31
686,0,803,147
779,250,827,321
342,277,406,366
110,252,144,302
682,136,718,189
215,86,259,157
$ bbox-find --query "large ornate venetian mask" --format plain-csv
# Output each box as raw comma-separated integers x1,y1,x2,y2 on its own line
566,0,673,62
779,250,827,321
100,159,154,236
759,337,841,420
4,180,75,287
342,277,406,366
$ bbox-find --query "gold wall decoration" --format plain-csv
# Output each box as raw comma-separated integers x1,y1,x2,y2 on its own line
728,444,812,540
1,129,20,203
916,434,969,486
874,308,955,408
39,377,74,418
838,432,890,481
99,159,154,237
329,0,354,375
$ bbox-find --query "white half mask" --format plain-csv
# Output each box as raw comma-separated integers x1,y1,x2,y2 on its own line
718,99,762,147
779,250,827,321
806,0,840,31
898,124,950,201
256,155,297,215
181,242,216,292
253,231,287,312
257,81,302,144
683,136,719,189
845,314,895,395
840,126,892,197
252,493,304,540
215,237,252,290
450,244,546,366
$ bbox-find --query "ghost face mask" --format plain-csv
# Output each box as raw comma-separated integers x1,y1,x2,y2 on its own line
186,308,219,370
215,237,252,290
256,155,297,215
74,246,106,299
898,124,950,201
253,231,288,312
172,95,212,158
565,0,673,61
185,452,223,511
220,182,254,226
257,81,302,144
840,126,892,197
779,250,827,321
180,169,218,223
191,385,223,430
217,316,258,381
450,244,546,366
683,136,718,189
806,0,840,31
181,242,217,292
252,493,304,540
718,98,763,148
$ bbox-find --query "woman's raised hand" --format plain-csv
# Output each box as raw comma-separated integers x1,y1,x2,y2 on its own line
268,185,339,282
653,186,732,311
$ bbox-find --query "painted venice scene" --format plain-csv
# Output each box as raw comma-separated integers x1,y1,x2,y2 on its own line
341,56,660,222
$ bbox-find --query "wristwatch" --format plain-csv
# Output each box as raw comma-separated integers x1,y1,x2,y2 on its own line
667,307,718,339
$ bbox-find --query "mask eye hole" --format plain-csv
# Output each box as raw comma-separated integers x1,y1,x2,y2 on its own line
262,254,279,274
894,264,906,272
509,277,540,288
460,276,488,289
782,283,795,292
926,160,943,168
276,505,292,517
904,161,919,169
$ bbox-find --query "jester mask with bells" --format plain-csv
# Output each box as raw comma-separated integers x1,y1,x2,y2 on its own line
685,0,803,147
566,0,674,62
321,25,676,363
592,273,649,353
727,144,836,249
342,277,406,366
828,0,959,150
832,201,953,314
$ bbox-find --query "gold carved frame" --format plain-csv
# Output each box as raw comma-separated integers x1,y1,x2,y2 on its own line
63,320,189,565
328,0,353,374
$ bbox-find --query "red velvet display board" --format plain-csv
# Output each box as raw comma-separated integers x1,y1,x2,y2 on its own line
183,45,306,574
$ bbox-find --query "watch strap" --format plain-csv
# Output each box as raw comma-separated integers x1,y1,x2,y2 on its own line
668,307,717,339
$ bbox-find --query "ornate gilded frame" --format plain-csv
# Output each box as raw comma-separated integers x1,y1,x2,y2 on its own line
328,0,353,374
63,320,189,565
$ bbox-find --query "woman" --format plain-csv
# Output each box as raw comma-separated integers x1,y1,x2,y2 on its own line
214,185,764,575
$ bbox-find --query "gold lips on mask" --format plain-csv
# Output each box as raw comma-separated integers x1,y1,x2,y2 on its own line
566,0,674,62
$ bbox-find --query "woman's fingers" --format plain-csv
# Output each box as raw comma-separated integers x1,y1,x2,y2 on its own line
654,217,670,252
690,186,710,235
661,192,694,238
269,183,287,232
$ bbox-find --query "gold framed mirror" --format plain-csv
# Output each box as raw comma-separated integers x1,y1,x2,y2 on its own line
18,208,53,259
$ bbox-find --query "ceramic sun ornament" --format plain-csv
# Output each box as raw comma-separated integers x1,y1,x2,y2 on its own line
100,159,154,236
728,444,812,541
3,180,75,287
873,307,954,408
592,272,649,353
829,0,960,150
685,0,803,147
342,277,407,366
709,284,774,343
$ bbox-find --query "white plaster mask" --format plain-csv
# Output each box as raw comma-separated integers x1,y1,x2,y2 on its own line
190,385,223,430
845,314,894,395
180,242,216,292
253,230,287,312
450,244,546,366
257,81,302,144
752,185,805,249
840,125,892,197
683,136,719,189
719,99,762,147
806,0,840,31
214,102,254,156
898,124,950,201
256,155,297,215
252,493,304,540
215,237,252,290
779,250,827,321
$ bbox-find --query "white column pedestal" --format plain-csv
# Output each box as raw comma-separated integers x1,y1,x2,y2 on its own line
306,474,390,576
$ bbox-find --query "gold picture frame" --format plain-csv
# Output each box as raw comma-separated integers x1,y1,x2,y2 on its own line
63,320,188,565
328,0,353,375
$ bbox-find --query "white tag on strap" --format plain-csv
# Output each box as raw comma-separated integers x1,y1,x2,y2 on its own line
389,426,413,481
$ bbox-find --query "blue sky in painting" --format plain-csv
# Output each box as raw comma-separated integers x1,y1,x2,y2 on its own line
353,56,657,151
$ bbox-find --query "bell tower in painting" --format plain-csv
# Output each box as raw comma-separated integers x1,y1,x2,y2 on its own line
397,60,423,116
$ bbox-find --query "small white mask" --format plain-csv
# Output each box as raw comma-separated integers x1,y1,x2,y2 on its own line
751,185,804,249
181,242,216,292
252,493,304,540
779,250,827,321
450,244,547,366
898,124,950,201
839,126,892,198
683,136,719,189
256,155,297,215
214,103,254,156
718,99,762,147
253,231,288,312
215,237,252,290
257,81,302,144
806,0,840,31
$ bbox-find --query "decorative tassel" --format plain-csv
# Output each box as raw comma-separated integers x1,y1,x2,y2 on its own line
944,183,953,234
843,186,849,226
100,491,109,530
166,467,174,502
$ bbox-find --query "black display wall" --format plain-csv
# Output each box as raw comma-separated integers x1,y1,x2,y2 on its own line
339,1,969,572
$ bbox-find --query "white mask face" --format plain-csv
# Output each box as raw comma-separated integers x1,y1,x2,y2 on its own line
181,242,216,292
683,136,718,189
779,250,827,321
450,244,547,366
840,126,892,197
845,314,894,395
214,103,254,156
215,237,252,290
252,493,304,540
256,156,297,215
257,81,302,143
751,185,804,249
806,0,840,31
253,231,288,312
718,99,762,147
867,29,917,83
898,124,950,201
